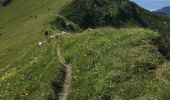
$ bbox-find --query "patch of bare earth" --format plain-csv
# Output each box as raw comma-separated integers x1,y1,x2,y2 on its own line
56,47,72,100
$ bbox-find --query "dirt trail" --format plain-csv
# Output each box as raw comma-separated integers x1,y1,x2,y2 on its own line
56,47,72,100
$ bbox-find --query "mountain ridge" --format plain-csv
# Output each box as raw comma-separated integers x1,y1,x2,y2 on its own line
1,0,170,99
51,0,170,59
156,6,170,16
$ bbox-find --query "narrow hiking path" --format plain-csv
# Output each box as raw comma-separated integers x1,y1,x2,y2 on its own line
38,31,67,46
56,47,72,100
58,64,72,100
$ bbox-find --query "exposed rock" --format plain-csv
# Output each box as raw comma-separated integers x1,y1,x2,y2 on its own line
50,16,82,31
0,0,12,6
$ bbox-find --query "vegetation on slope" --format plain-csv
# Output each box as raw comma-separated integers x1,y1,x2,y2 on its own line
0,41,60,99
1,0,170,99
0,0,72,99
59,0,130,28
56,28,170,99
57,0,170,59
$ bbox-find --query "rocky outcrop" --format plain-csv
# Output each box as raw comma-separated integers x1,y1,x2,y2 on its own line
59,0,145,28
0,0,12,6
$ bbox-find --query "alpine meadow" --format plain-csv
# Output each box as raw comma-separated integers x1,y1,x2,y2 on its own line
1,0,170,100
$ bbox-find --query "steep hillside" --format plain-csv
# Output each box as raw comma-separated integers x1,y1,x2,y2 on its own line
58,0,141,28
58,0,170,28
56,28,170,99
49,0,170,99
1,0,170,99
0,0,72,99
53,0,170,59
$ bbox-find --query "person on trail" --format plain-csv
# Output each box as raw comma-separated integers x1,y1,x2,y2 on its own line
44,31,49,38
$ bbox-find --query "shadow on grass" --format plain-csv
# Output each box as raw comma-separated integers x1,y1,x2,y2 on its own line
154,36,170,60
48,65,66,100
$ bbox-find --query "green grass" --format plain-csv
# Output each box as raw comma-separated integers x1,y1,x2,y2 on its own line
0,0,70,68
1,0,170,99
56,27,170,99
0,41,58,99
0,0,72,99
58,0,170,59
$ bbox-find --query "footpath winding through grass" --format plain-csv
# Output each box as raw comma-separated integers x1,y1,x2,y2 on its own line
56,27,170,99
0,0,72,99
56,47,72,100
1,0,170,99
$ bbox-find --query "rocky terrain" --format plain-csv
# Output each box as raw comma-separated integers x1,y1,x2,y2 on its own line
0,0,12,6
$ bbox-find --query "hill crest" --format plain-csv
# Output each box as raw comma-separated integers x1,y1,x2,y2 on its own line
156,6,170,16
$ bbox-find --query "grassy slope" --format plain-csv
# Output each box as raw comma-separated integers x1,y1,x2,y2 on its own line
59,0,170,59
0,0,68,69
1,0,170,99
57,28,170,99
0,0,72,99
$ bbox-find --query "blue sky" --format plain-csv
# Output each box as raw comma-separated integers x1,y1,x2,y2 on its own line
131,0,170,11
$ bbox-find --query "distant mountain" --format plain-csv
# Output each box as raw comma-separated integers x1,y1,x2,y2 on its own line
156,6,170,16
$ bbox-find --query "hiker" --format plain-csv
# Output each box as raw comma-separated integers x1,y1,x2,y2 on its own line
44,31,49,38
